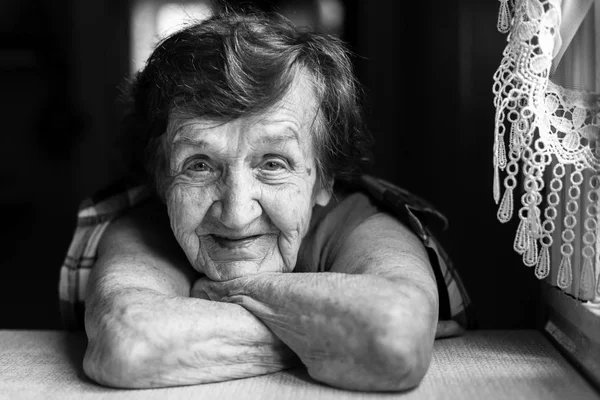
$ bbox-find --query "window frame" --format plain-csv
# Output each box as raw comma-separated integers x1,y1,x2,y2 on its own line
540,281,600,391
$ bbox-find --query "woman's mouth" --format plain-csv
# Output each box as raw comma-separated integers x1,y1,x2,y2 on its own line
200,233,276,263
210,234,263,249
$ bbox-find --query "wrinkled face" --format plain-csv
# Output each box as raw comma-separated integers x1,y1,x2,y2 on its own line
163,76,332,281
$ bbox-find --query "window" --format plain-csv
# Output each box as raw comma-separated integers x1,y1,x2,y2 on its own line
129,0,344,75
541,1,600,388
130,0,213,74
493,0,599,388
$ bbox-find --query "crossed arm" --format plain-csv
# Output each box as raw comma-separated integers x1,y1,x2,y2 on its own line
83,200,441,391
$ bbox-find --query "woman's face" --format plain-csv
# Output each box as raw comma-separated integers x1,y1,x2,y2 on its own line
163,76,332,281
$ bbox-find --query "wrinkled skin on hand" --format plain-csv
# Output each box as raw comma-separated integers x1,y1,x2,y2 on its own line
192,275,464,339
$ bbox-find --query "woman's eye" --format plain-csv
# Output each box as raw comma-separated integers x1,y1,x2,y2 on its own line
186,159,213,172
261,158,287,172
263,161,283,170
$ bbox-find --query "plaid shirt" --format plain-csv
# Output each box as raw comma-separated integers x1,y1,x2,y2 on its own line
59,175,474,330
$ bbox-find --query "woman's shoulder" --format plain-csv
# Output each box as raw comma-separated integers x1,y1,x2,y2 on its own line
302,176,474,328
298,186,380,273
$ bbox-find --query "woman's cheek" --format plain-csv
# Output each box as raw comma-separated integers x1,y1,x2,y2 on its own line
166,185,205,266
267,185,314,271
277,232,300,271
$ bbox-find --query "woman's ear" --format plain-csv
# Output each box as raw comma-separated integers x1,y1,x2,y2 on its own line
314,178,334,207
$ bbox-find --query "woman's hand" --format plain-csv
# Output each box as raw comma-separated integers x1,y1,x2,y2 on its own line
193,277,463,339
191,276,239,301
191,271,434,392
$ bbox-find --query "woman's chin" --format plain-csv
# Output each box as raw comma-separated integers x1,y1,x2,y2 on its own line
204,260,267,281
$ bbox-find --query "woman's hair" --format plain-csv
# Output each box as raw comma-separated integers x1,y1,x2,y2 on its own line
119,7,372,195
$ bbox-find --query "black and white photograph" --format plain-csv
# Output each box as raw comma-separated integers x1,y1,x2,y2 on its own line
0,0,599,399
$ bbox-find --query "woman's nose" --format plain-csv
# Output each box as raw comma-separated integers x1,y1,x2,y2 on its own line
213,171,262,229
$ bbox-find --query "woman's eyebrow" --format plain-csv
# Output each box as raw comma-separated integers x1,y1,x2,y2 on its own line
169,120,218,149
169,138,210,166
256,130,299,146
172,136,209,149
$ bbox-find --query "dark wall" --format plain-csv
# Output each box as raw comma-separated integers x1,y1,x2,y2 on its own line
0,0,540,329
1,0,130,329
2,0,76,329
349,0,541,329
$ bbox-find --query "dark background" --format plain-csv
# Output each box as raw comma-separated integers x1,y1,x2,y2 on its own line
0,0,539,329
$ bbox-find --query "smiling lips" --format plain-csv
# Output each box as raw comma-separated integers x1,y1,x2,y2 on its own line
211,234,263,249
202,233,274,262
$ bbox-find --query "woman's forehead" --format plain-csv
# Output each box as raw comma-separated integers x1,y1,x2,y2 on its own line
167,73,319,143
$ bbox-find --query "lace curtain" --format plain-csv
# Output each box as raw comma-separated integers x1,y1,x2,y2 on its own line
493,0,600,301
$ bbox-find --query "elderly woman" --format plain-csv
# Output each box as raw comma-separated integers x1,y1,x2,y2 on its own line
61,8,472,392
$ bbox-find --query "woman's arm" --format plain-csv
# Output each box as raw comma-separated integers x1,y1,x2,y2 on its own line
192,212,438,392
82,200,297,389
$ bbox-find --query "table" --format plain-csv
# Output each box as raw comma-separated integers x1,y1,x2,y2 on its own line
0,329,598,400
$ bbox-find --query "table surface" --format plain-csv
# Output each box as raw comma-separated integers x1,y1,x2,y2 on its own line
0,329,599,400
